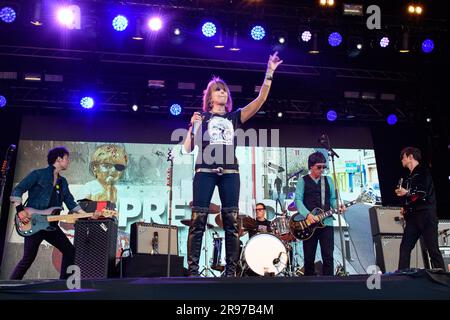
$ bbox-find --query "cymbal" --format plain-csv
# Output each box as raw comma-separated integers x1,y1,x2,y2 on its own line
180,219,214,229
214,214,251,237
188,201,221,214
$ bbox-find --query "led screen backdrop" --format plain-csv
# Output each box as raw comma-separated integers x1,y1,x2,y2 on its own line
1,140,380,279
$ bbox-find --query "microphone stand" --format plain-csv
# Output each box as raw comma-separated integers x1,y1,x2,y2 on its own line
0,145,16,219
319,134,347,276
166,149,174,277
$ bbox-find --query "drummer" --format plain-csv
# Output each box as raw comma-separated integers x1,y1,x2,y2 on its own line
248,203,272,238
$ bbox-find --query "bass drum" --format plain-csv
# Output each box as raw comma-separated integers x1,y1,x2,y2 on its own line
241,233,288,276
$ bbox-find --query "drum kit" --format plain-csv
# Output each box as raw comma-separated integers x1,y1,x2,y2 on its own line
182,201,306,277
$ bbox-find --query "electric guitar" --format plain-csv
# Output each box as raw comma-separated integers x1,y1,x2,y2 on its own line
15,207,118,237
289,200,357,241
397,177,426,216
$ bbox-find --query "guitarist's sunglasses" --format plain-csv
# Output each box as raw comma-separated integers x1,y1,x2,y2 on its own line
315,165,327,170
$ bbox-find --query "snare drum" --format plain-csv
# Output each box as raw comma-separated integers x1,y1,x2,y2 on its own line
241,233,288,276
271,215,296,242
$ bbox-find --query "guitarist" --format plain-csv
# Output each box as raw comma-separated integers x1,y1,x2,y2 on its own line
395,147,445,271
294,151,345,276
9,147,98,280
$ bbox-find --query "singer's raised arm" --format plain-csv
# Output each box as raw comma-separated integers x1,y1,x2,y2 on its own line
240,52,283,123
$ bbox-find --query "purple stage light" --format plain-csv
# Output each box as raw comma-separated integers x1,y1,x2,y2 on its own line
170,104,182,116
112,15,128,32
301,31,312,42
57,7,74,26
328,32,342,47
421,39,434,53
387,114,397,125
0,6,16,23
326,110,337,121
0,95,6,108
80,97,94,109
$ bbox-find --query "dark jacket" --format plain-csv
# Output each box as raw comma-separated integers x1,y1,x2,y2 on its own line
403,164,436,215
10,165,81,212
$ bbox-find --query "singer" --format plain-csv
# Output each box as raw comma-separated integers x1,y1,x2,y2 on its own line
182,52,283,277
395,147,445,270
294,151,344,276
9,147,98,280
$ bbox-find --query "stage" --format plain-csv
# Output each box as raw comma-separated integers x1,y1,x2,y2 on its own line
0,270,449,300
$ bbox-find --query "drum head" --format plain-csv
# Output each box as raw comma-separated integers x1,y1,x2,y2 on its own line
243,233,288,276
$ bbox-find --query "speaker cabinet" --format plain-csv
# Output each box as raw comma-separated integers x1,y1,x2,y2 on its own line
74,219,118,279
438,220,450,247
369,206,404,235
373,235,425,273
439,246,450,272
130,222,178,255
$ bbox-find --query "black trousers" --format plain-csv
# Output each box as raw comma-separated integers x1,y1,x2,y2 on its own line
398,212,445,270
303,226,334,276
10,227,75,280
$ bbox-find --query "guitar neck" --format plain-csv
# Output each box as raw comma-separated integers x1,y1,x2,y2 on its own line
46,212,96,222
316,201,356,221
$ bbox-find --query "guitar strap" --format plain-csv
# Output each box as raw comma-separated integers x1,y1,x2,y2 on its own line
321,176,325,209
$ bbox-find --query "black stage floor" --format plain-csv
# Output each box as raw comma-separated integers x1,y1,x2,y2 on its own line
0,270,449,300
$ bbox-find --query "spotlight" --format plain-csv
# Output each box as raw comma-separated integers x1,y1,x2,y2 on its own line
80,97,94,109
421,39,434,53
57,7,74,26
278,36,286,44
170,103,182,116
379,36,390,48
250,25,266,40
328,32,342,47
112,15,128,32
173,27,181,36
277,112,283,118
272,31,288,50
426,117,432,123
0,95,7,108
301,30,312,42
386,114,397,125
148,17,162,31
408,5,415,13
0,6,16,23
415,6,422,14
132,104,138,112
202,22,217,37
399,31,409,53
319,0,327,6
326,110,337,121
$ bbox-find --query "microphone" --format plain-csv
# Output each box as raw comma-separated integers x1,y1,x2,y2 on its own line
192,112,204,136
273,251,283,265
439,229,450,236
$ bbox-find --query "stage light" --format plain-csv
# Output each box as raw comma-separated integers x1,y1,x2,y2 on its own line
202,22,217,37
415,6,422,14
0,95,6,108
0,7,16,23
328,32,342,47
426,117,431,123
327,0,334,6
278,36,286,44
170,103,182,116
229,30,240,51
277,112,283,118
408,5,415,13
30,0,43,26
326,110,337,121
301,30,312,42
80,97,94,109
309,32,320,54
57,7,74,26
387,114,397,125
132,104,138,112
380,36,389,48
399,31,409,53
148,17,162,31
173,27,181,36
421,39,434,53
319,0,327,6
250,25,265,40
112,15,128,31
